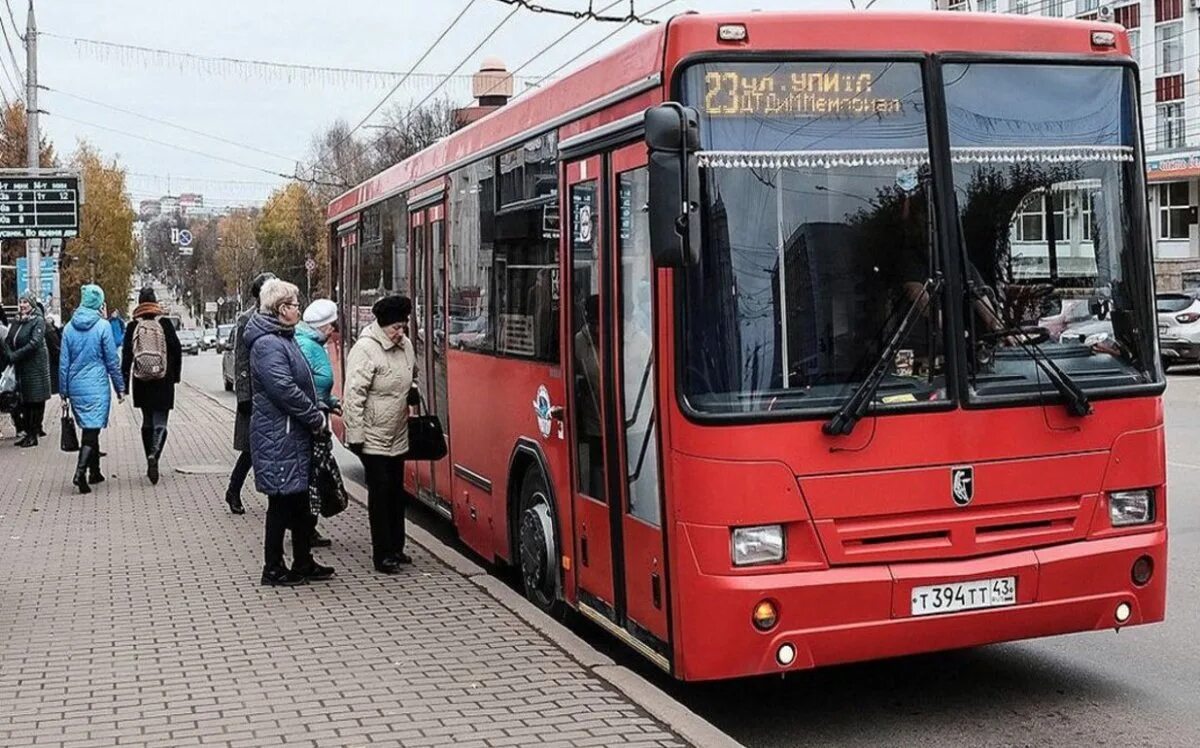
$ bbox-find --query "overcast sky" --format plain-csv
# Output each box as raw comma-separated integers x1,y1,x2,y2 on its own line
30,0,927,208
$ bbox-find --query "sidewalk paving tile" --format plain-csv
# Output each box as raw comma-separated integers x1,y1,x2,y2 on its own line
0,387,689,747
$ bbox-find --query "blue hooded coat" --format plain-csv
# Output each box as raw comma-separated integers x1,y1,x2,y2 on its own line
295,323,337,409
60,307,125,429
245,313,325,496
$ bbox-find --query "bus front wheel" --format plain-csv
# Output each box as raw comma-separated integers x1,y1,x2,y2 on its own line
518,470,564,618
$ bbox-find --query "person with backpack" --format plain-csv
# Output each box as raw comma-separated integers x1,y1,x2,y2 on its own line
121,287,182,484
60,284,125,494
296,298,340,549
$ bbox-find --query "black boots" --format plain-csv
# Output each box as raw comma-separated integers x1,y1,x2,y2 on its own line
74,445,93,494
146,427,166,485
16,433,37,448
88,447,105,485
261,564,307,586
225,490,246,514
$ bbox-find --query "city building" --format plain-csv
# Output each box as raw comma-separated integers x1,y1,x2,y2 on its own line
933,0,1200,290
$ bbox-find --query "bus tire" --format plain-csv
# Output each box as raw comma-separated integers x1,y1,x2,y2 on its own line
517,469,564,618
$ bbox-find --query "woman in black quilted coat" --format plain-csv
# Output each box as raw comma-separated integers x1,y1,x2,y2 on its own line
3,292,51,447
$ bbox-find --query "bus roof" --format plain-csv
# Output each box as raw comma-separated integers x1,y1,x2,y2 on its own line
327,10,1128,224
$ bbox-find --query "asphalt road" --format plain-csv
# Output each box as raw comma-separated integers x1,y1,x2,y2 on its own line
180,351,1200,747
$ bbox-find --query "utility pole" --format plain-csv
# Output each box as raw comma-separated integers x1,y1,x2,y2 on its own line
24,2,39,304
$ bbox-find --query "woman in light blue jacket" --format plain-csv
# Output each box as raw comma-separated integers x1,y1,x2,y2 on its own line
60,284,125,493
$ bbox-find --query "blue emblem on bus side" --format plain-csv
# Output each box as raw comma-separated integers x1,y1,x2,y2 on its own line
533,385,553,438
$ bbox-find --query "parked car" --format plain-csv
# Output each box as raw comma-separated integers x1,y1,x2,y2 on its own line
1037,298,1094,342
222,327,236,391
214,323,235,353
201,328,217,351
1157,291,1200,370
178,329,201,356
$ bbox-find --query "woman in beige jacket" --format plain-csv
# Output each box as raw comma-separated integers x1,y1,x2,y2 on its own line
343,294,421,574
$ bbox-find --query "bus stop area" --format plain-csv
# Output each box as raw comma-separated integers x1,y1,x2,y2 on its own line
0,384,734,748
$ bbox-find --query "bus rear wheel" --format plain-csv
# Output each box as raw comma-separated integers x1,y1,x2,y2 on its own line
517,470,563,618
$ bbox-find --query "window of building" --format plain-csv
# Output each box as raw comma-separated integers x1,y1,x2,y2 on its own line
1045,0,1064,16
1159,182,1191,239
1127,28,1140,62
1081,191,1096,242
1014,193,1044,242
1012,0,1030,13
977,0,996,10
1157,21,1183,74
449,159,496,353
1077,0,1102,13
1157,101,1187,150
495,132,560,362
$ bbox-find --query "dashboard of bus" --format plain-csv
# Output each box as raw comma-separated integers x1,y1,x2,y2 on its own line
675,58,1158,419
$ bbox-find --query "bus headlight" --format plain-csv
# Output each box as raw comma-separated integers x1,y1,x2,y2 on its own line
1109,489,1154,527
732,525,785,566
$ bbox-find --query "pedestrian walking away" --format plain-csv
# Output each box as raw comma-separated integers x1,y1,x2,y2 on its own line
246,279,332,586
225,271,275,515
297,297,341,549
121,287,182,485
42,308,62,398
343,294,422,575
2,292,52,447
109,309,126,365
60,284,125,494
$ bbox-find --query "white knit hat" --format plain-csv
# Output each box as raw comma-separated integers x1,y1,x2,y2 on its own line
302,298,338,328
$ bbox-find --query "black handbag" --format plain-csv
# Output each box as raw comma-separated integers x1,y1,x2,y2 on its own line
309,431,349,518
406,399,447,462
60,401,79,452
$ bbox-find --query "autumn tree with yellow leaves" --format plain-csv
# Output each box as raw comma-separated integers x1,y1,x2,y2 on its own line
60,143,136,313
256,182,326,299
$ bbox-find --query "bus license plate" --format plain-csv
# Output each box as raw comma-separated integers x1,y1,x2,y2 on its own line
910,576,1016,617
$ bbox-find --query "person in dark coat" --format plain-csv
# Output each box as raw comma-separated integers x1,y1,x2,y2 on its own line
3,291,52,447
60,284,125,493
121,287,183,485
42,310,61,396
245,278,331,587
224,271,275,515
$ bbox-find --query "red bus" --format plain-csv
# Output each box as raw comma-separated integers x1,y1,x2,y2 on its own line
326,12,1167,681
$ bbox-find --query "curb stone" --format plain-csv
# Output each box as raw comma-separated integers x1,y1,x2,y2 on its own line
183,381,744,748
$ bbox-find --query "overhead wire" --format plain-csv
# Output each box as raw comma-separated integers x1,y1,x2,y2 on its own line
35,28,544,91
43,111,304,182
42,85,300,166
311,0,481,174
311,0,522,180
0,8,22,84
490,0,661,24
3,1,19,43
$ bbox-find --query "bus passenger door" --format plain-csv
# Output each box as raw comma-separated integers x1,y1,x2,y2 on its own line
409,210,435,504
610,145,669,659
428,208,453,517
565,156,616,615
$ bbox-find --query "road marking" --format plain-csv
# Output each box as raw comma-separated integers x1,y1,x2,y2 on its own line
1168,461,1200,470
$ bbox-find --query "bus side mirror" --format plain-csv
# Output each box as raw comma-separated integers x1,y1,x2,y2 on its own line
645,104,701,268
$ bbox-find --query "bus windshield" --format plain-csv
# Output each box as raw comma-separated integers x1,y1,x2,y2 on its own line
680,60,943,415
677,59,1154,417
944,62,1156,399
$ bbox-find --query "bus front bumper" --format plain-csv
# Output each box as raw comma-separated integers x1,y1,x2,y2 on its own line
675,529,1166,681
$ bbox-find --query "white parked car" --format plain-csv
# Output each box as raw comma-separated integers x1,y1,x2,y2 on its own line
1156,291,1200,371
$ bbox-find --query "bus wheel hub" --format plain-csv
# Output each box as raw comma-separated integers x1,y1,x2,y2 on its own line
520,501,555,594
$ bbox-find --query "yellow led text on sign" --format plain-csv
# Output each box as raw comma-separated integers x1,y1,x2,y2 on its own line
703,71,904,118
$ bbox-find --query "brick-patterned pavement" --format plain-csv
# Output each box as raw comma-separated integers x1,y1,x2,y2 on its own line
0,387,690,747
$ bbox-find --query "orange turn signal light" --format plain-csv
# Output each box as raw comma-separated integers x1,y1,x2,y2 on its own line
753,599,779,631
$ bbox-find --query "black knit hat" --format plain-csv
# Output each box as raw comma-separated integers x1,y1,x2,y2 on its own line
138,287,157,303
249,272,276,300
372,295,412,327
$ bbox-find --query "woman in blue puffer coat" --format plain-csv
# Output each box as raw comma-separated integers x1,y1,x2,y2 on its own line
60,284,125,494
245,279,331,587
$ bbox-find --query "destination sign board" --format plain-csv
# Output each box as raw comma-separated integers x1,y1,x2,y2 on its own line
0,176,81,239
700,68,904,119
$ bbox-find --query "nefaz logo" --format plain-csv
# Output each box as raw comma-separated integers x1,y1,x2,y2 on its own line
951,466,974,507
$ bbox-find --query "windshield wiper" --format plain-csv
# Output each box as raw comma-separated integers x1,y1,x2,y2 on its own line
824,275,944,437
968,283,1092,418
